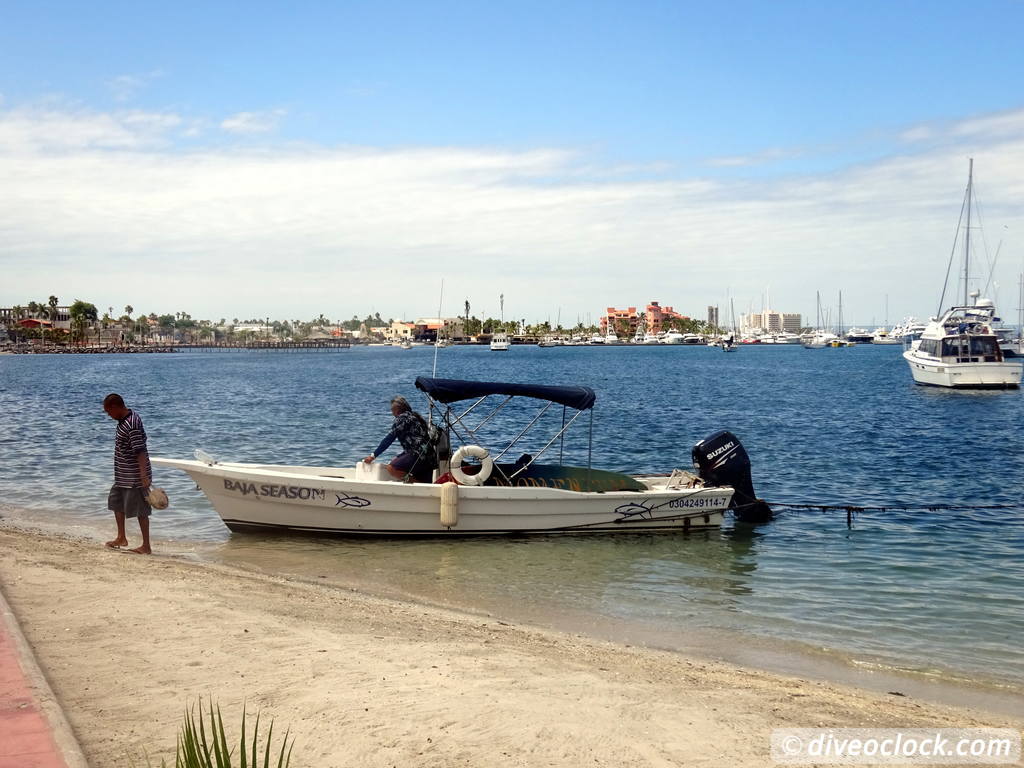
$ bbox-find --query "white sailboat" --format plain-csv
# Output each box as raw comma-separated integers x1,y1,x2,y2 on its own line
802,292,838,348
903,159,1022,388
719,298,738,351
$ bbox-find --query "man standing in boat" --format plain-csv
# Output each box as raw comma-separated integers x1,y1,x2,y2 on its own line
364,396,434,482
103,393,154,554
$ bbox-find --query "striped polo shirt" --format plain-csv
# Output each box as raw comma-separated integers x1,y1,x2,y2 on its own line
113,410,152,488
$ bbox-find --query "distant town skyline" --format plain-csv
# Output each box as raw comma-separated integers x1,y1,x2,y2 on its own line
3,1,1024,325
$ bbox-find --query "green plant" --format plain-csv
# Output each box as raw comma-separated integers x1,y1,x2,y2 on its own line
157,699,294,768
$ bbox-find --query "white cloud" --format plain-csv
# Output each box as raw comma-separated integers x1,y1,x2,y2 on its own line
705,147,792,168
0,104,183,152
107,70,164,102
1,104,1023,325
899,125,934,143
220,110,286,134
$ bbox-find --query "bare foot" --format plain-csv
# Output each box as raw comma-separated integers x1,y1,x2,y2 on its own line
128,545,152,555
105,538,128,549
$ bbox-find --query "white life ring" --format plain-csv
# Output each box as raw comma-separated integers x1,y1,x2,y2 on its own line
450,445,493,486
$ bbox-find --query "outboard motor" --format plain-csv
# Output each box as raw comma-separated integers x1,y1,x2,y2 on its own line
692,430,773,524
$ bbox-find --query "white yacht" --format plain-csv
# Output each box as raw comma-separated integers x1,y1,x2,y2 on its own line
490,331,509,351
904,297,1021,387
891,317,927,342
491,294,510,351
661,331,685,344
870,327,900,345
903,160,1021,389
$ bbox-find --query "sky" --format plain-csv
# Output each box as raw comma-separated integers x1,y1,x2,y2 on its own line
3,0,1024,327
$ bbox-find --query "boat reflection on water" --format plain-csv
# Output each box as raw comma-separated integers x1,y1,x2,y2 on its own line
209,524,766,635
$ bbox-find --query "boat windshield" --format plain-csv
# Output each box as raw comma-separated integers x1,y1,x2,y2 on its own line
940,335,1000,360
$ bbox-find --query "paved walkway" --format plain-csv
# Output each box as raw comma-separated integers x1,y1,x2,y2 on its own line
0,587,88,768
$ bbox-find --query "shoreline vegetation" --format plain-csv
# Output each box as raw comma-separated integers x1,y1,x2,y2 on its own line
0,526,1019,767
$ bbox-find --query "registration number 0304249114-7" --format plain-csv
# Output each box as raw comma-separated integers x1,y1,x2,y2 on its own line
667,496,727,509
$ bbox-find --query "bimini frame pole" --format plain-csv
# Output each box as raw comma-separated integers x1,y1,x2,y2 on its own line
559,405,566,464
492,401,555,463
587,409,593,490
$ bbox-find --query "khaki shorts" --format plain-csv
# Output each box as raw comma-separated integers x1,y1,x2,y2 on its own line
108,485,152,519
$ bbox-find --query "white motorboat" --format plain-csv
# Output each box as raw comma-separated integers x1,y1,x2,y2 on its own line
153,377,772,536
490,331,510,351
891,317,927,342
846,327,873,344
904,299,1021,388
491,294,511,350
871,328,900,345
903,160,1021,389
661,331,685,344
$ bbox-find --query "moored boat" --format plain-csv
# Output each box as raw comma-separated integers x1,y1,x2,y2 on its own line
153,377,772,536
903,159,1022,389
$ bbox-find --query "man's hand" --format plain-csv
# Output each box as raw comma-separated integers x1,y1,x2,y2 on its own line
138,452,151,488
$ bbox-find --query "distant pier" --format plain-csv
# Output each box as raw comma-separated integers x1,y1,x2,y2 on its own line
179,339,351,351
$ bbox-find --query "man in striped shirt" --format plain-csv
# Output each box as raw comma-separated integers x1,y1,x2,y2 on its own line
103,393,154,554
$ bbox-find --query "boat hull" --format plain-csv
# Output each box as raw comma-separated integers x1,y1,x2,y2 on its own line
153,460,733,536
903,351,1022,388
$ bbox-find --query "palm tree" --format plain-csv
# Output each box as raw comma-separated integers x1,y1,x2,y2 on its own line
46,296,59,347
120,306,134,345
10,305,24,343
68,300,98,346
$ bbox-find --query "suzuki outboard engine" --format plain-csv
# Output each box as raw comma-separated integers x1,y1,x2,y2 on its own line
692,430,773,524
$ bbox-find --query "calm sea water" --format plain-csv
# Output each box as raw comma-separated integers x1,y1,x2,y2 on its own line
2,345,1022,698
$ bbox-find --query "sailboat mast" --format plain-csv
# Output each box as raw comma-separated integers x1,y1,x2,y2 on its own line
964,158,973,306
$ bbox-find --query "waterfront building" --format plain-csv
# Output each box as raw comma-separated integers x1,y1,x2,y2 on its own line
601,302,689,336
414,317,465,341
741,311,802,335
707,306,719,329
601,306,639,337
386,320,416,342
644,301,689,333
0,306,72,331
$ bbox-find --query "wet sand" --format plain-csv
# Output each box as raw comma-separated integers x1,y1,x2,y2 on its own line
0,526,1019,767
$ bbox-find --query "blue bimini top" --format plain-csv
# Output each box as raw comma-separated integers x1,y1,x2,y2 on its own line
414,376,596,411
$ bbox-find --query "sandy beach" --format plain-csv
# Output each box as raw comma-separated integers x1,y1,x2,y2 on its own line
0,526,1020,768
